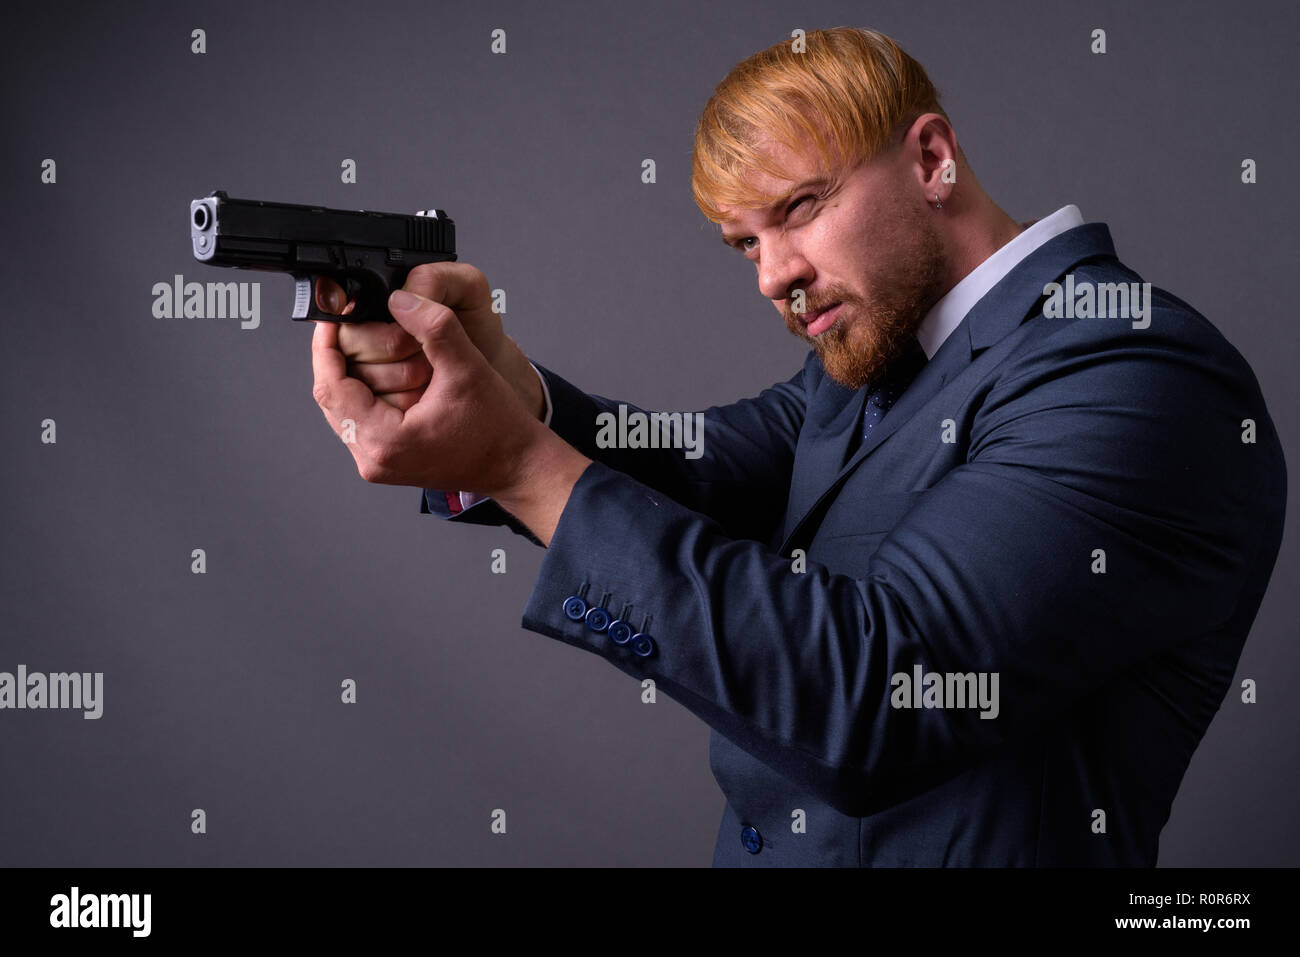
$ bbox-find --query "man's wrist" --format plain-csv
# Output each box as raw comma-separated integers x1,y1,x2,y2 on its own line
501,340,548,422
491,429,591,547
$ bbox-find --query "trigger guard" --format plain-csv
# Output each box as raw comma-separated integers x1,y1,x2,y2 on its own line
342,276,365,304
340,276,385,322
289,274,391,323
289,275,362,322
290,274,348,321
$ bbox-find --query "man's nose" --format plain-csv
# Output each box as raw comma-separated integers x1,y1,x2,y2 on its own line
756,234,813,304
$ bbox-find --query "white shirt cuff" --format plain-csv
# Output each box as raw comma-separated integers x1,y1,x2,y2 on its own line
531,360,554,427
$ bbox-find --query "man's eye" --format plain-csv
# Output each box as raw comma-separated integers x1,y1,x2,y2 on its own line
735,195,816,254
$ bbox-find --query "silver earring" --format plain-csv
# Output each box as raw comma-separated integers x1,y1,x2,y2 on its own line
935,193,942,209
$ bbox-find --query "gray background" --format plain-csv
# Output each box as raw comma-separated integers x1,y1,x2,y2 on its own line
2,0,1296,866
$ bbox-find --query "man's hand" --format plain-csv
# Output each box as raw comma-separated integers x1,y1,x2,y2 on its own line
311,287,589,545
314,262,545,419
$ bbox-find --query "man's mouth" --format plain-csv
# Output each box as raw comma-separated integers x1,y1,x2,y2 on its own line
801,301,843,337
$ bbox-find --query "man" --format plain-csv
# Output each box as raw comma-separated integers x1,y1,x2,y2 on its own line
310,28,1286,865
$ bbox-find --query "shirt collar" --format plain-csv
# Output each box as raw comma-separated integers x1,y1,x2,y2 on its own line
916,204,1085,359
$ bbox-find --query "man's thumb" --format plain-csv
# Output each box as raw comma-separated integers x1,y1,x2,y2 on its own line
388,289,478,372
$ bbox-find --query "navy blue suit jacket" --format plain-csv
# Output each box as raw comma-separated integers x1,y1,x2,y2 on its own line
420,222,1286,865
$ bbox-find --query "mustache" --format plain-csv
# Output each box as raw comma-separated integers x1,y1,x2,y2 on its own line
783,295,852,323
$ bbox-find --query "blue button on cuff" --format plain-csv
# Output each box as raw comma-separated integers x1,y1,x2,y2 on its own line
585,607,611,632
741,825,762,854
608,620,633,645
562,596,587,621
631,634,656,658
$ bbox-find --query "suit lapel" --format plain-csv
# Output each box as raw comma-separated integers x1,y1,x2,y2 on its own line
778,222,1118,552
779,377,864,537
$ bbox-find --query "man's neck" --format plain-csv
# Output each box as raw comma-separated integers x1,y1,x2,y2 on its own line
940,204,1026,295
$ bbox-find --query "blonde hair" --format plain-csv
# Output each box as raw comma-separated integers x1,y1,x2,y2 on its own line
691,27,947,223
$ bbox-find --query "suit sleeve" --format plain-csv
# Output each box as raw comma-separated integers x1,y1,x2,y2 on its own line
517,318,1287,817
421,357,810,546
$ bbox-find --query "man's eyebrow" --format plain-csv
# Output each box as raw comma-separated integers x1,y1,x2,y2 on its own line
719,177,832,246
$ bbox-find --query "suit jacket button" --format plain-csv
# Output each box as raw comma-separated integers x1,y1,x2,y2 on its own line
585,606,611,632
608,620,634,645
562,596,587,621
741,825,762,854
631,634,656,657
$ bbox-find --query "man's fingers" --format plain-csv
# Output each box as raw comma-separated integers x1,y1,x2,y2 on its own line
387,290,501,441
311,318,387,437
348,354,432,394
311,318,345,385
388,290,484,387
375,390,423,413
337,319,423,364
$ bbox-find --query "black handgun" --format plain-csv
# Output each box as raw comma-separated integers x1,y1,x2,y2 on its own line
189,190,456,323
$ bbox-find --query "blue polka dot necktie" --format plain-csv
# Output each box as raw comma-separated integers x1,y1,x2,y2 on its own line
861,337,928,441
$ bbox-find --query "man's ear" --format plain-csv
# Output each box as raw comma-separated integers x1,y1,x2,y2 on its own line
909,114,958,200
